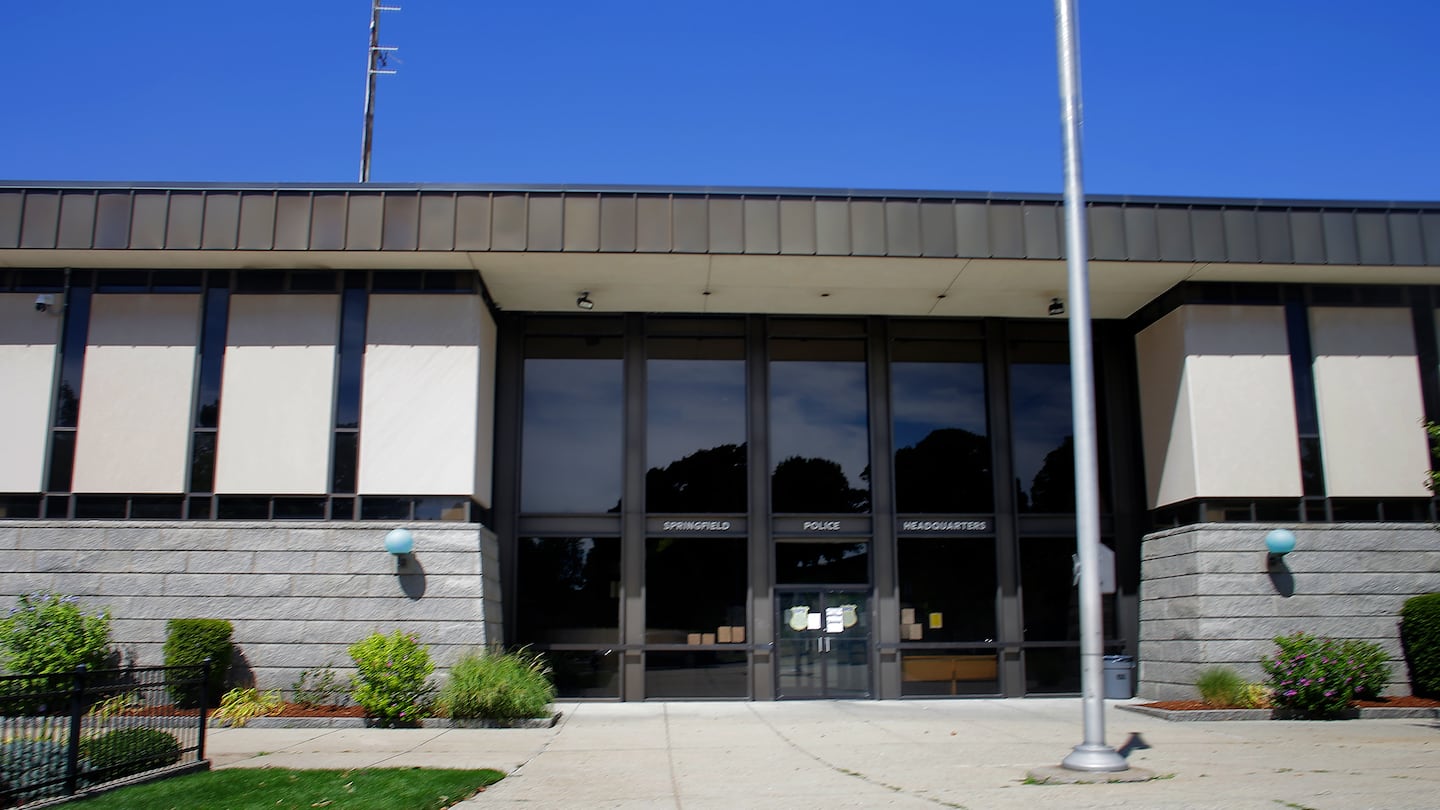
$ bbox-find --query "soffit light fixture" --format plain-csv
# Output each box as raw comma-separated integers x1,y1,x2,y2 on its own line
1048,297,1065,316
576,291,595,311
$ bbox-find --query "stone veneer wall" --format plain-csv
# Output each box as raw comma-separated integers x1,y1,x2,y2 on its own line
1139,523,1440,700
0,521,500,691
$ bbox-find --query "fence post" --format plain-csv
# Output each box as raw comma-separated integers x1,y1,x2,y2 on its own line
197,658,211,762
65,664,87,795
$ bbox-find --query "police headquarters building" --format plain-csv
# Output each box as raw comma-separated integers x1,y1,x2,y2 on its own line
1,182,1438,701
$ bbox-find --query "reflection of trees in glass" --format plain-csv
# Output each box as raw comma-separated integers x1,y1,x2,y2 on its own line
775,542,869,585
54,382,79,427
1023,435,1075,513
645,443,747,513
516,537,620,643
893,428,992,513
772,456,869,513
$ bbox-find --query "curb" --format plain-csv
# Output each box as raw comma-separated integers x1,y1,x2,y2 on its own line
1118,704,1440,722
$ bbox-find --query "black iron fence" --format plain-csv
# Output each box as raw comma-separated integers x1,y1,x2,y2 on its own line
0,663,209,806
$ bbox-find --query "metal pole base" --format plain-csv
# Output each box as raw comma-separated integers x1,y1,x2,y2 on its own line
1061,743,1129,773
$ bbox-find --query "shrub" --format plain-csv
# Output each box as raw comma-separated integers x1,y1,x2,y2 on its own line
1239,682,1272,709
81,728,180,781
291,663,348,708
0,592,111,675
211,687,284,727
1400,592,1440,697
1262,632,1391,718
1194,666,1248,708
440,648,555,721
348,631,434,726
163,619,233,708
0,739,70,804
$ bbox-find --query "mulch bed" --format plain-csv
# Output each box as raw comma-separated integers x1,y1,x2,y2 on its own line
1142,695,1440,712
125,703,366,718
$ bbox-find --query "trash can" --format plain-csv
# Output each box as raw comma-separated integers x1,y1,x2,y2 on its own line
1102,655,1135,699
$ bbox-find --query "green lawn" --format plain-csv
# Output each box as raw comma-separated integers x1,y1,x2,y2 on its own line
68,767,505,810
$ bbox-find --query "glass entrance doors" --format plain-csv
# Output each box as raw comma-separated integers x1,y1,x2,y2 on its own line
776,589,871,698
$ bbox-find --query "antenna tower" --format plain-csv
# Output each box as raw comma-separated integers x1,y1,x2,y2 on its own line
360,0,400,182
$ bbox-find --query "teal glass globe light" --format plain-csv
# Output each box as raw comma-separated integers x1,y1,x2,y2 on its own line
1264,528,1296,556
384,528,414,556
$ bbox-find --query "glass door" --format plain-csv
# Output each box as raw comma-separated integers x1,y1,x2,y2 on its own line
776,588,871,698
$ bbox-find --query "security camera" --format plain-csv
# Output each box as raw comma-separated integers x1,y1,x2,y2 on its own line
34,294,56,313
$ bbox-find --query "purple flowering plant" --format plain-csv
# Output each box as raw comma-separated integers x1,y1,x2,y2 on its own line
1261,632,1390,718
348,630,434,726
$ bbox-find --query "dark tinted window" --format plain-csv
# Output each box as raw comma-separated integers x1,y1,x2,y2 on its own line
770,339,869,513
645,537,746,643
892,341,991,512
521,338,623,513
775,542,869,585
898,538,996,642
1010,342,1074,513
646,339,746,513
515,537,621,643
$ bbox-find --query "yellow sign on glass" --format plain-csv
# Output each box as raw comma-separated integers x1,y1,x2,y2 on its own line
928,612,943,629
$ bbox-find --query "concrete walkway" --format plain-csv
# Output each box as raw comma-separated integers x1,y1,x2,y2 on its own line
205,699,1439,809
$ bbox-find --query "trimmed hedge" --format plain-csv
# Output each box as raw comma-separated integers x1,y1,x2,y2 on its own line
82,728,181,781
1400,593,1440,697
163,619,233,708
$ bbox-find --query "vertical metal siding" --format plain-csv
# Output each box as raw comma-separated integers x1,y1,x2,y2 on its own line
708,198,744,253
1422,213,1440,266
598,196,637,253
381,193,421,251
1256,210,1293,263
1321,211,1358,264
918,200,956,258
1155,207,1193,261
491,194,529,251
344,194,384,251
988,203,1024,259
274,193,313,251
1354,212,1391,264
778,198,816,255
129,192,168,250
885,201,921,257
526,195,564,252
20,191,60,249
1222,209,1260,262
1123,206,1160,261
743,198,780,254
201,193,241,250
237,193,277,251
164,193,204,249
850,200,886,256
953,202,989,257
0,192,22,248
814,200,850,255
309,194,348,250
418,193,457,251
1087,205,1126,260
562,195,600,252
1388,212,1424,265
1022,203,1060,260
1288,210,1325,264
671,197,708,253
1189,208,1226,262
93,192,133,250
56,192,96,249
635,196,672,253
453,193,493,251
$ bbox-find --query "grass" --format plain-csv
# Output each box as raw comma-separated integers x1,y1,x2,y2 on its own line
69,767,504,810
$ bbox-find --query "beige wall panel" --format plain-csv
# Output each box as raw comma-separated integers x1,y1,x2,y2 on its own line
214,295,339,494
473,307,497,507
1135,305,1301,507
72,295,200,493
1135,308,1196,507
0,295,61,491
1310,307,1430,497
1184,306,1301,499
358,296,486,495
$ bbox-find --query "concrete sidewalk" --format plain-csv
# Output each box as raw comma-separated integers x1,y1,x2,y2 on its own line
205,699,1440,809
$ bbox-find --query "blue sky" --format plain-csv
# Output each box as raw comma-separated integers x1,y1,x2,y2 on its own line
6,1,1437,200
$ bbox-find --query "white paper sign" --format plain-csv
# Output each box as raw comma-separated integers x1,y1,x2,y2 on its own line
806,613,822,630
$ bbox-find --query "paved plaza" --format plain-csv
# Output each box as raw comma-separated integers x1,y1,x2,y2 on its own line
205,699,1439,809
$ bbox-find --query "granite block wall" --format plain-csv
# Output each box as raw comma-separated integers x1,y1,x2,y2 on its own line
0,521,499,692
1138,523,1440,700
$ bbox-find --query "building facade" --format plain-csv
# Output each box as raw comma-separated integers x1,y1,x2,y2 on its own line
1,182,1437,700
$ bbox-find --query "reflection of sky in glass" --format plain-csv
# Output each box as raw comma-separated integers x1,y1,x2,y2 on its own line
891,362,987,449
521,360,623,512
1010,363,1071,498
647,359,746,469
769,361,869,488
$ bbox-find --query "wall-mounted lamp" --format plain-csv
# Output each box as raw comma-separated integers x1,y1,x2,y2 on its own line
576,291,595,311
1265,528,1296,568
384,528,415,568
1048,297,1065,317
